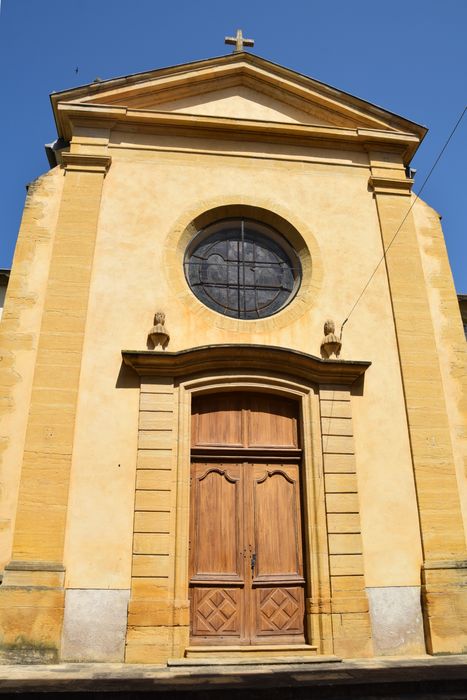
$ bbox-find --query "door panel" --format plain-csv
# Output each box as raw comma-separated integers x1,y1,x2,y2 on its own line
190,463,244,582
191,587,243,640
189,392,305,646
190,462,246,644
193,394,243,447
252,466,302,578
248,395,298,448
249,463,305,643
256,587,305,637
191,392,298,449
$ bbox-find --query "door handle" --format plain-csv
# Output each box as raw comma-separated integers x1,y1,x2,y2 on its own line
250,552,256,573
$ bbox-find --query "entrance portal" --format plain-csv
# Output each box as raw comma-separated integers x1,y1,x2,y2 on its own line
189,393,305,645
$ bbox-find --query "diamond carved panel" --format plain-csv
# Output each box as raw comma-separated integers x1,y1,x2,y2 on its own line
257,587,303,634
192,588,241,637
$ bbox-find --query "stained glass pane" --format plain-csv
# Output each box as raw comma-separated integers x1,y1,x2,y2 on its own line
185,219,301,320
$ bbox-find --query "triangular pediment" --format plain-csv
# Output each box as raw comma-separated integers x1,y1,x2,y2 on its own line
52,53,426,137
127,85,332,126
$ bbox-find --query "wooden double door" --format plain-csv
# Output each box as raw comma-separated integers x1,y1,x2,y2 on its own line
189,393,306,645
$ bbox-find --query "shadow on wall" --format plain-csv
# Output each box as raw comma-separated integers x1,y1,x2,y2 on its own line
115,361,140,390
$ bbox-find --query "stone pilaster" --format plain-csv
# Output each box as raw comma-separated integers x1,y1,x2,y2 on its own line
368,148,467,654
0,149,110,662
125,378,187,663
320,386,373,658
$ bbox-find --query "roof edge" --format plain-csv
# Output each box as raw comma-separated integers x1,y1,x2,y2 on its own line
50,52,427,143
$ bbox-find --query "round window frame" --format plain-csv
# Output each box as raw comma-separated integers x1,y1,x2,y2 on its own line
184,218,303,321
162,199,322,334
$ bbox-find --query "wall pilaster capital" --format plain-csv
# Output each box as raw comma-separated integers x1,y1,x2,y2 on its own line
368,175,413,196
61,152,112,174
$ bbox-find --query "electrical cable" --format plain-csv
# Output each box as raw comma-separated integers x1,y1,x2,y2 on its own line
340,105,467,337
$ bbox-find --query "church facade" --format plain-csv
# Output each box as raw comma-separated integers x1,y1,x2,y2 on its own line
0,51,466,664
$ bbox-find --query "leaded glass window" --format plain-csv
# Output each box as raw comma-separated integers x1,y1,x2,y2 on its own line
184,219,302,320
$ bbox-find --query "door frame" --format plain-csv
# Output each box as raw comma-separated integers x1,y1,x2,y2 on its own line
174,374,330,652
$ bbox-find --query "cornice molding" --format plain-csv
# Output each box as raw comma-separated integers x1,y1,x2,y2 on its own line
122,344,371,386
50,53,427,137
58,103,421,163
368,175,414,196
61,151,112,173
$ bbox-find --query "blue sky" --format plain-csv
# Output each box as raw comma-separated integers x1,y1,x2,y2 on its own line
0,0,465,290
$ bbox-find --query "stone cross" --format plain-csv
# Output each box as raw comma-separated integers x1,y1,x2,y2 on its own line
225,29,255,53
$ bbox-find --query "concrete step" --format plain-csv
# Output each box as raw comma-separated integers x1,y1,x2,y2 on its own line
178,644,330,664
169,654,340,666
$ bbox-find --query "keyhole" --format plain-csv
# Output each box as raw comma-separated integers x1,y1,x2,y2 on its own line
251,552,256,572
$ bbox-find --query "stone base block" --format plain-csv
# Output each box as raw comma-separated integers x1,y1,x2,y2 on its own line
125,625,190,663
61,589,130,662
0,587,64,663
331,612,373,658
422,561,467,655
307,610,333,655
125,625,169,664
367,586,426,656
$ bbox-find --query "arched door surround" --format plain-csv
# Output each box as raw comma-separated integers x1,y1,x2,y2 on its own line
122,345,372,661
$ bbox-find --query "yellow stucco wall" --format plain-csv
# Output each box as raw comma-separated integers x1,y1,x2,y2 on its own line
62,133,421,591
